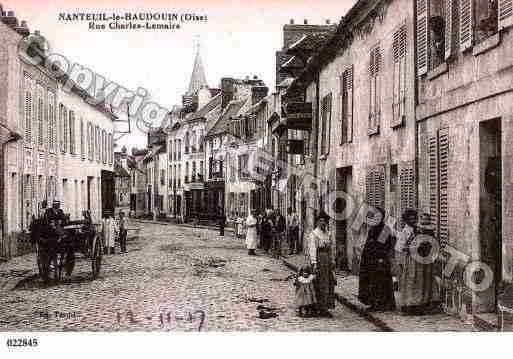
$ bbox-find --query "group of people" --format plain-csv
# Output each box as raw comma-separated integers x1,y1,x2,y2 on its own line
102,211,128,255
358,207,439,315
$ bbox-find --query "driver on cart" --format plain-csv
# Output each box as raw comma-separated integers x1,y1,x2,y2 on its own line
44,199,67,241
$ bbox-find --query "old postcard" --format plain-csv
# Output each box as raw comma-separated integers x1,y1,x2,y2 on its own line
0,0,512,351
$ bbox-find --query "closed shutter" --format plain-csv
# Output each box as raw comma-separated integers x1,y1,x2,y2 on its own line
499,0,513,30
460,0,474,51
428,134,439,238
445,0,459,60
392,25,407,127
365,169,375,207
63,107,68,153
374,165,386,210
399,161,416,215
439,128,449,248
346,66,354,143
416,0,429,76
24,87,32,143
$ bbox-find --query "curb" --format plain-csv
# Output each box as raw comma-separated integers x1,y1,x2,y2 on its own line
282,258,394,332
130,219,235,233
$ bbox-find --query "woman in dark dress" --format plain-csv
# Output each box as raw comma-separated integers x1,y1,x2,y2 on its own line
358,207,396,311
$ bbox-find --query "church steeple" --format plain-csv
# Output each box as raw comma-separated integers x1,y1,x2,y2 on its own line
187,42,208,95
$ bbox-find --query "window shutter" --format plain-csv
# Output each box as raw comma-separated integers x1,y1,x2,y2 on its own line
24,87,32,144
445,0,459,60
341,66,354,144
460,0,474,51
428,133,440,241
399,161,416,214
392,25,407,128
80,119,84,159
374,165,386,210
416,0,429,76
63,107,68,153
438,128,449,248
499,0,513,30
366,169,375,207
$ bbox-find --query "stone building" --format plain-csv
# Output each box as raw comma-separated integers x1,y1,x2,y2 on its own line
0,7,116,258
114,148,131,210
144,127,167,218
284,0,416,271
415,0,513,327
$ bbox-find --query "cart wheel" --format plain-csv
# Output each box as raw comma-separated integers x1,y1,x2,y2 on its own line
91,234,102,280
36,242,50,284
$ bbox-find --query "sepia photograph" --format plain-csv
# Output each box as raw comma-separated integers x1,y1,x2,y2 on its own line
1,0,513,355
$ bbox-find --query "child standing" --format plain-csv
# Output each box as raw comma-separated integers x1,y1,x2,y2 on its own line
294,265,317,317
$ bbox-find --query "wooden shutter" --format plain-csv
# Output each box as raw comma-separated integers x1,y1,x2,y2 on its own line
374,165,386,209
392,25,407,127
438,128,449,248
346,66,353,142
499,0,513,30
399,161,416,214
428,133,439,238
365,169,375,207
24,84,32,143
416,0,429,76
445,0,459,60
460,0,474,51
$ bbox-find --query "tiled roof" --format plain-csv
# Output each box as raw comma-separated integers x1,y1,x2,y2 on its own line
187,93,222,121
286,32,333,55
207,99,247,137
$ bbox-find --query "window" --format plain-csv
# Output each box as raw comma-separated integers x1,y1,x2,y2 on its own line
108,133,113,165
185,132,190,153
392,24,408,128
80,119,84,159
199,161,204,180
185,162,189,183
69,110,75,154
178,139,182,160
199,130,204,152
340,65,354,144
102,130,106,163
62,106,68,153
368,46,381,135
429,128,449,248
24,76,33,144
48,92,56,152
87,123,93,161
95,126,100,162
160,169,165,186
178,164,181,187
37,85,44,147
192,162,196,181
320,93,332,155
238,154,249,178
365,165,386,209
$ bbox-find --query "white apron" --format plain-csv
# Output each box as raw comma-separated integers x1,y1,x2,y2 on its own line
245,215,258,250
103,218,117,248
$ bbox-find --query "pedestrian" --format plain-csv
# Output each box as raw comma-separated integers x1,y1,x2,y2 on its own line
256,211,263,249
287,207,299,255
245,210,258,255
218,207,226,237
294,264,317,317
236,213,245,239
397,209,436,315
308,211,336,317
358,207,396,312
118,211,128,253
103,211,117,255
261,212,273,253
274,211,286,257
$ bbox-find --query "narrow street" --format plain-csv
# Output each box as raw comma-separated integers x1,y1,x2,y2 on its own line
0,222,379,332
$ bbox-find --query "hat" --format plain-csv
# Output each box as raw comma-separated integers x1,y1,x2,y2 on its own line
366,207,384,227
418,212,436,231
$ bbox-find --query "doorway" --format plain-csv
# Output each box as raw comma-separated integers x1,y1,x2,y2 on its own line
335,167,352,271
479,118,502,312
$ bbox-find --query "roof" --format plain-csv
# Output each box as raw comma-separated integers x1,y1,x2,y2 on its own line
187,93,222,121
187,49,208,95
206,99,247,137
286,32,334,55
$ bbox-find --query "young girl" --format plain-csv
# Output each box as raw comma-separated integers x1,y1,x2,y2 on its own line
294,265,317,317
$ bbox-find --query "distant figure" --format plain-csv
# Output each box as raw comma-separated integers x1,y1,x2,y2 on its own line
287,207,299,255
217,207,226,237
261,211,274,253
245,210,258,256
103,211,117,255
274,211,286,257
118,211,128,253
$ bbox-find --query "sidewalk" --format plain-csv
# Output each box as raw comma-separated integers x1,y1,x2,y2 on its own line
283,254,475,332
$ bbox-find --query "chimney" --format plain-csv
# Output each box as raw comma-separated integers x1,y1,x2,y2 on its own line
251,86,269,105
221,78,234,109
15,20,30,37
0,4,4,16
304,19,308,25
253,75,258,80
326,19,331,25
1,10,18,29
290,19,294,25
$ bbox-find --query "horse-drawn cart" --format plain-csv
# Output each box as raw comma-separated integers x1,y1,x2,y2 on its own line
31,213,103,283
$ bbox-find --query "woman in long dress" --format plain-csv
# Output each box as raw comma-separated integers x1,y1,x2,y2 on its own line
245,211,258,255
308,212,336,317
397,209,435,315
358,207,396,311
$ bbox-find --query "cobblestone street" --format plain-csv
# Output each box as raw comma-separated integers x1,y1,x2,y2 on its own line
0,222,379,332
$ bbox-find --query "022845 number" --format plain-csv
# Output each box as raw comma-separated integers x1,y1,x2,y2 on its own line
6,338,38,348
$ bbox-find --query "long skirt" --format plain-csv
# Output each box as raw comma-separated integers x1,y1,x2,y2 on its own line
358,257,395,311
314,247,336,310
295,283,317,308
398,252,434,311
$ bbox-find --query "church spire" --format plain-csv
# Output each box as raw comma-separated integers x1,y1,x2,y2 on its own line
187,40,208,95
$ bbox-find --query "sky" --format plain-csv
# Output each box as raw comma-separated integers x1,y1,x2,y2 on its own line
3,0,356,151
